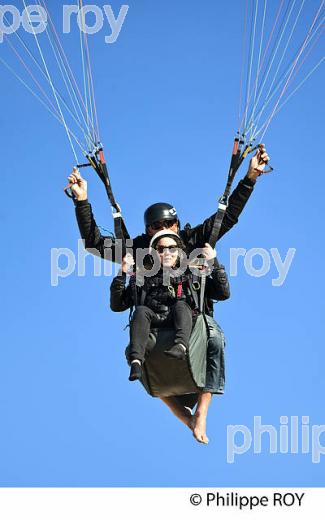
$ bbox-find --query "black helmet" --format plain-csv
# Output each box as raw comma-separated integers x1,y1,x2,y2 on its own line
144,202,178,228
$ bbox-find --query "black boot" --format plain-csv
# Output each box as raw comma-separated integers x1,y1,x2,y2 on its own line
129,361,142,381
164,343,187,361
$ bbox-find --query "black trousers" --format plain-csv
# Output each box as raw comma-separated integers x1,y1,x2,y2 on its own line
129,301,193,362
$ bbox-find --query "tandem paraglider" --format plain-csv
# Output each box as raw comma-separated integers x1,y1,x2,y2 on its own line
68,143,270,444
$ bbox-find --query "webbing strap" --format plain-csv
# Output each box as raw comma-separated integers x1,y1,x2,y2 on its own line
94,148,130,243
112,212,129,255
208,200,227,249
199,272,206,313
140,288,147,306
97,150,119,211
208,140,252,248
187,278,199,311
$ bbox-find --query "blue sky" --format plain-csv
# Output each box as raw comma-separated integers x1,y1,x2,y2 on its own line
0,0,324,486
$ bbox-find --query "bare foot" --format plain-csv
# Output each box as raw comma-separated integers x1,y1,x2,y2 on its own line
192,411,209,444
160,397,194,430
182,406,194,430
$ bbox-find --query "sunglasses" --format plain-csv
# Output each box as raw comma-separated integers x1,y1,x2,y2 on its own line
150,219,177,231
156,245,178,254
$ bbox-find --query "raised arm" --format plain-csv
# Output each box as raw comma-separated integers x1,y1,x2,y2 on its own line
67,168,113,258
75,199,112,258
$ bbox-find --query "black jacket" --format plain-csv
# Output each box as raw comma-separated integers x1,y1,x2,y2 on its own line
110,260,230,317
75,176,256,262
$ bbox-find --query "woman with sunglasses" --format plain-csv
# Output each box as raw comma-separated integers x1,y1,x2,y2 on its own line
111,230,194,381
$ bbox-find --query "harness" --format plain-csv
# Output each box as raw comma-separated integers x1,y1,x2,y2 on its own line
129,271,207,318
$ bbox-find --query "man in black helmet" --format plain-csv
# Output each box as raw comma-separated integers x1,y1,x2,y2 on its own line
69,144,270,259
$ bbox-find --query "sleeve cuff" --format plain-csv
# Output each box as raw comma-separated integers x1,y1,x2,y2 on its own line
75,199,89,207
242,175,256,187
215,263,225,271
